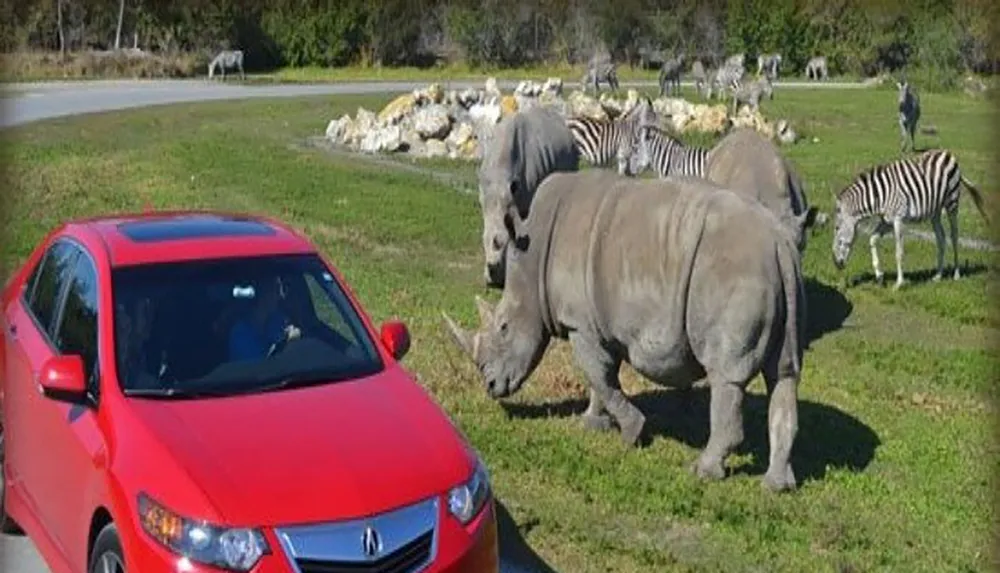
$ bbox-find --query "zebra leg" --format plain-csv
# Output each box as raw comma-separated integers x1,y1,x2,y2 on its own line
948,207,961,280
898,117,908,152
931,214,945,281
892,217,907,290
869,220,891,285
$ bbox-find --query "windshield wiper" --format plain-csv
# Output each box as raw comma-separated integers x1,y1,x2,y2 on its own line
123,387,234,399
251,371,345,394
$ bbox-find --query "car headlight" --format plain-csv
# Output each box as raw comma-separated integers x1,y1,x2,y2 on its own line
137,493,269,571
447,458,491,525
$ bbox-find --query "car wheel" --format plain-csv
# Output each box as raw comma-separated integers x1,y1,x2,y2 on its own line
88,523,127,573
0,426,24,534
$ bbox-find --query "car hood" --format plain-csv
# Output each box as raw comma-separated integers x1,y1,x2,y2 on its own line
124,363,476,527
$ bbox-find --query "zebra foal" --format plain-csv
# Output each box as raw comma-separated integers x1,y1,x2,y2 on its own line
565,98,658,175
831,149,990,289
621,124,711,180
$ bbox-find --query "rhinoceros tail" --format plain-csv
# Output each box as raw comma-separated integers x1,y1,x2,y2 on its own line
776,238,806,376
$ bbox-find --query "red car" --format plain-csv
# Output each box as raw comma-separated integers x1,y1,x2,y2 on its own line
0,211,499,573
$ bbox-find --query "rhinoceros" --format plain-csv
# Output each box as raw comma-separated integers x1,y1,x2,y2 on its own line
478,105,581,288
702,128,819,252
443,169,807,492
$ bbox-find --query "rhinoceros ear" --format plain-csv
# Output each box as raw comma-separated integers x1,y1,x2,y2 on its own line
503,206,531,252
797,206,819,231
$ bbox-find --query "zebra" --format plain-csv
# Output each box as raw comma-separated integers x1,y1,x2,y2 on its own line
756,53,782,80
565,97,658,175
897,79,921,153
805,56,828,81
729,75,774,115
707,63,746,100
581,59,620,94
620,123,712,180
724,53,745,69
831,149,991,289
208,49,245,80
658,54,685,97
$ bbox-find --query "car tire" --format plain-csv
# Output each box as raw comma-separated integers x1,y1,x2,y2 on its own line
88,523,127,573
0,427,24,534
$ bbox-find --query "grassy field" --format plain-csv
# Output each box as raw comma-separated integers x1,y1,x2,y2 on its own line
2,85,998,571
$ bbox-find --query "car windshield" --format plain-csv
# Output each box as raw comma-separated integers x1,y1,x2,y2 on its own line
112,253,384,398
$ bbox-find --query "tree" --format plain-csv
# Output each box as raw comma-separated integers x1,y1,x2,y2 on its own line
114,0,125,49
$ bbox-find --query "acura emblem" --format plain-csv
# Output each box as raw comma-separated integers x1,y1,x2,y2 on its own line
362,526,382,558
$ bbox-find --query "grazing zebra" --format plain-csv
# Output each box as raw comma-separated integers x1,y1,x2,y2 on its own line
756,53,782,80
565,98,658,175
729,75,774,114
897,79,921,153
831,149,990,289
621,124,711,180
658,54,685,97
208,49,245,80
805,56,827,81
581,60,620,94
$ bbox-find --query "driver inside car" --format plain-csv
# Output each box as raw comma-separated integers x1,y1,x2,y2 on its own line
228,276,301,361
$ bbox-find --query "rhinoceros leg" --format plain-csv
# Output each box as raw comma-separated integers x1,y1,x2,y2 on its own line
761,367,799,492
582,388,615,432
693,375,745,481
569,331,646,446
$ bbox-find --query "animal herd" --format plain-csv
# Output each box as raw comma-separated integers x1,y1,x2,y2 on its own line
442,62,991,493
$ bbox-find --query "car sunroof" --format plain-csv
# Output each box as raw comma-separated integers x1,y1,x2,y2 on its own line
117,215,276,243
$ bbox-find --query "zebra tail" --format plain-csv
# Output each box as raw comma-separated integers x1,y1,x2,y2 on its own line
959,175,991,225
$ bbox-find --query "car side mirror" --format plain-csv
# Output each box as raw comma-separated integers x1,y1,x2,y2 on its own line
38,355,90,406
379,320,411,361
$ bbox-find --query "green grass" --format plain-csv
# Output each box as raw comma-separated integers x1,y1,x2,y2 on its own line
2,86,998,572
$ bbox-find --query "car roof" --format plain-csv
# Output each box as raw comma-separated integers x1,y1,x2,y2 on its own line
64,210,317,268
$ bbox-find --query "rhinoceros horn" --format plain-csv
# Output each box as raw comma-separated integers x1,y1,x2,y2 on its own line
474,295,494,324
442,312,477,359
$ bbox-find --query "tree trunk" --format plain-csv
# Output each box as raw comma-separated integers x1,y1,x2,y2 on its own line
57,0,65,56
114,0,125,50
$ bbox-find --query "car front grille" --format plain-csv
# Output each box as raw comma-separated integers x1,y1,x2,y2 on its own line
293,530,434,573
274,497,438,573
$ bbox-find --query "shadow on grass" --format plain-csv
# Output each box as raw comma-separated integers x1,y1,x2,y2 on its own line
849,262,991,288
500,388,880,486
804,276,853,347
496,500,559,573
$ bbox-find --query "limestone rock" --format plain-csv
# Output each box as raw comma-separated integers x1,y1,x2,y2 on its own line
378,94,417,125
413,104,452,140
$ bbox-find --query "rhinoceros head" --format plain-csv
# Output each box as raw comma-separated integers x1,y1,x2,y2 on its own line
443,225,550,398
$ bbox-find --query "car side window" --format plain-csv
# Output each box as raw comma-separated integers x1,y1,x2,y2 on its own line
26,241,80,340
53,249,100,395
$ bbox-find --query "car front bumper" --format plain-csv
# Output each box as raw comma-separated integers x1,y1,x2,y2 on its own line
122,497,499,573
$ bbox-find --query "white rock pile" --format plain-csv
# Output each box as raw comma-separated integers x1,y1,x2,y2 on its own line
323,78,795,162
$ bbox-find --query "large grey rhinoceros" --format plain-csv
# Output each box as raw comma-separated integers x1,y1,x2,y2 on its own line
443,169,807,492
702,128,819,252
478,106,580,288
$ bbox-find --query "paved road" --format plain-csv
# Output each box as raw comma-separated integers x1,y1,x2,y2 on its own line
0,76,869,572
1,77,869,128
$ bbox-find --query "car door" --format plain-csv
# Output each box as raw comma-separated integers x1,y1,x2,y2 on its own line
28,241,106,567
2,239,79,528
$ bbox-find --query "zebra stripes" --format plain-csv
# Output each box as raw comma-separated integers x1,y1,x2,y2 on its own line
831,149,990,289
623,124,711,179
566,100,656,175
728,75,773,114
